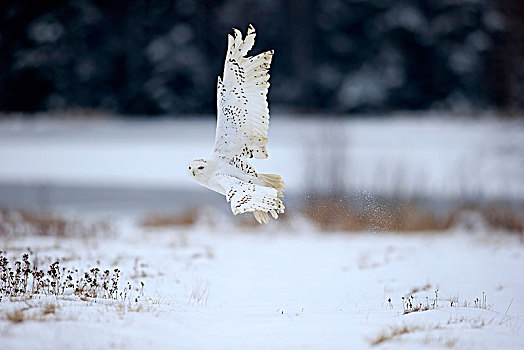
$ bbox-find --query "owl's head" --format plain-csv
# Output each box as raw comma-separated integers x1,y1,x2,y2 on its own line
187,159,208,178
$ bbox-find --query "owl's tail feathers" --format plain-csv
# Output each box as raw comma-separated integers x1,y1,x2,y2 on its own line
259,173,285,198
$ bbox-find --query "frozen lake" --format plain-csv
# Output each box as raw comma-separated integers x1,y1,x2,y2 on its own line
1,115,523,215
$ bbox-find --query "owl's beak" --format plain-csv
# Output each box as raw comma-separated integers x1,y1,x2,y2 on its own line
192,170,195,176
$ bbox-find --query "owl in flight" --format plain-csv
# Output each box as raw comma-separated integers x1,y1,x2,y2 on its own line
187,25,285,224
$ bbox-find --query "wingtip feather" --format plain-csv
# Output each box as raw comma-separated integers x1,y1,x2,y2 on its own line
217,25,275,163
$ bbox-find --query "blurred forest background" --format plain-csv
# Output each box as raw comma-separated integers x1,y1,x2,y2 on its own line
1,0,523,116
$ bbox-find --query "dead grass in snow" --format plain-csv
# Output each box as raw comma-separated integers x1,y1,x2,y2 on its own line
303,196,524,233
0,208,113,237
370,323,427,346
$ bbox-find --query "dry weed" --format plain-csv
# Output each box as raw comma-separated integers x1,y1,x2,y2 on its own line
42,302,58,315
5,309,25,323
140,209,199,227
303,196,524,233
451,203,524,233
188,280,209,306
371,323,425,346
303,196,450,232
0,251,141,302
393,289,492,315
0,208,113,237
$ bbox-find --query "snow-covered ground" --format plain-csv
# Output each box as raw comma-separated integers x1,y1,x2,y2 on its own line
1,115,523,348
1,218,523,349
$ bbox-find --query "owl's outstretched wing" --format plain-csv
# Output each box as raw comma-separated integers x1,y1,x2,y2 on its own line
215,174,284,224
213,24,273,159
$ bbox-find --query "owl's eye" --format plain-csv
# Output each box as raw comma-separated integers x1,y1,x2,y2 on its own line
188,166,191,169
198,166,204,170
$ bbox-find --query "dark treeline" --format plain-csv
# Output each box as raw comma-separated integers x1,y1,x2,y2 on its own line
0,0,522,116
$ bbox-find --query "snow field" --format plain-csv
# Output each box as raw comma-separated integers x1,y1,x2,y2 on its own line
1,218,523,349
0,116,523,348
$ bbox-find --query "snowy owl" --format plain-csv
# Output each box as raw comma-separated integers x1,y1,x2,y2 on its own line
187,25,285,224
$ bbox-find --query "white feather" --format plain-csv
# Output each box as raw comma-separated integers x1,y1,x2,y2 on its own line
216,175,284,221
214,24,273,160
